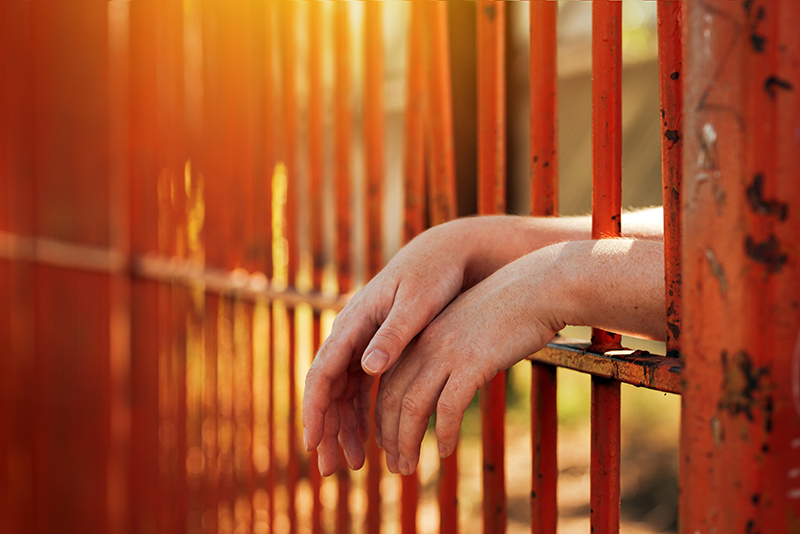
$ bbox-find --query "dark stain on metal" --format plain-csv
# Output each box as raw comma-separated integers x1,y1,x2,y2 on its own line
719,351,771,423
746,519,761,534
745,234,788,273
705,248,728,295
667,321,681,340
666,301,676,317
665,129,680,143
744,0,767,53
751,493,760,505
764,76,793,99
747,174,788,220
483,4,496,21
670,71,680,81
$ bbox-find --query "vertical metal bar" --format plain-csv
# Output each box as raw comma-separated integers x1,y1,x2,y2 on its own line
656,0,684,359
278,2,300,533
681,1,800,532
403,2,427,246
401,5,425,530
590,2,622,533
307,2,325,533
364,2,385,533
31,4,115,533
333,2,353,532
424,2,459,532
426,0,458,228
477,1,506,532
1,4,36,534
529,3,559,533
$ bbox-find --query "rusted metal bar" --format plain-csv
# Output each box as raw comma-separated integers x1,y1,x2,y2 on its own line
530,341,681,395
400,6,427,528
364,2,385,533
681,1,800,531
530,1,558,218
423,2,459,532
590,1,623,532
403,2,427,245
307,3,325,532
529,3,559,533
333,2,353,531
477,1,507,532
280,0,299,287
656,0,684,359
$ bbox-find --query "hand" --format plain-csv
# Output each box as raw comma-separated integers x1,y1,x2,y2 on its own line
373,247,565,475
302,221,481,476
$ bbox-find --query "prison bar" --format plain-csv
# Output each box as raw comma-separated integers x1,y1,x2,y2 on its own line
656,1,684,359
590,2,623,534
528,1,559,533
477,0,507,532
681,0,800,531
5,1,800,533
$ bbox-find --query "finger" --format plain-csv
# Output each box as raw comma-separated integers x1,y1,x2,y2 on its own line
354,377,374,444
396,369,449,475
372,351,405,449
377,351,427,461
317,398,341,477
303,316,372,451
338,396,365,470
385,451,400,474
361,281,446,376
435,372,482,459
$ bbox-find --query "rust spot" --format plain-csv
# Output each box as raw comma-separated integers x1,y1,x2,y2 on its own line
751,493,760,505
483,4,496,21
745,234,788,273
670,71,680,81
751,34,767,52
719,351,770,422
705,248,728,295
764,76,793,99
667,321,681,340
747,174,788,220
665,129,680,143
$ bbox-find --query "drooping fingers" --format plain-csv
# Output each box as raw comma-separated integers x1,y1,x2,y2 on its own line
395,369,449,475
435,372,483,459
338,396,366,470
375,351,428,462
317,398,341,476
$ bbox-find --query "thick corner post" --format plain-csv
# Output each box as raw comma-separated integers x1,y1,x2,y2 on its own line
681,1,800,532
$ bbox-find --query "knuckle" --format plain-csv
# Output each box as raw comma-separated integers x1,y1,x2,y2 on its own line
380,387,401,411
400,395,423,418
375,323,406,350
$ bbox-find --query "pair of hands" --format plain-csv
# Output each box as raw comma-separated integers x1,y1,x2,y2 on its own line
302,218,568,476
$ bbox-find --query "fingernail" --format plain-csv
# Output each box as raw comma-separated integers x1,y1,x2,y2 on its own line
438,441,448,458
362,349,389,374
386,453,399,474
343,448,354,470
318,454,326,476
398,455,411,475
303,429,309,451
375,431,383,449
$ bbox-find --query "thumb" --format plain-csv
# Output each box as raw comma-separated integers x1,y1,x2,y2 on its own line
360,288,441,375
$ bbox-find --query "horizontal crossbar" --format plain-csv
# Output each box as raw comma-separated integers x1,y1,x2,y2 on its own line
529,338,681,394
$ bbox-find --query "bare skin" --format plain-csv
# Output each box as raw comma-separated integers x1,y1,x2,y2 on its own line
302,208,666,476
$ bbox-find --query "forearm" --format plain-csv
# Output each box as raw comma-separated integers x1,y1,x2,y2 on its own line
531,238,666,341
444,207,663,288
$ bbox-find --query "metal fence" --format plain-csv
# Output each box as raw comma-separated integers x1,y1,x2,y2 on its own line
1,1,799,533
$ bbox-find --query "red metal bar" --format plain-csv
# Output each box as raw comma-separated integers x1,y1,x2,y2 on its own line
364,2,385,533
681,1,800,531
1,4,36,534
307,4,325,533
423,3,459,532
400,5,427,528
590,2,622,533
529,3,559,533
426,0,457,228
403,2,427,245
656,0,684,359
333,2,353,532
477,1,507,532
280,0,299,287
